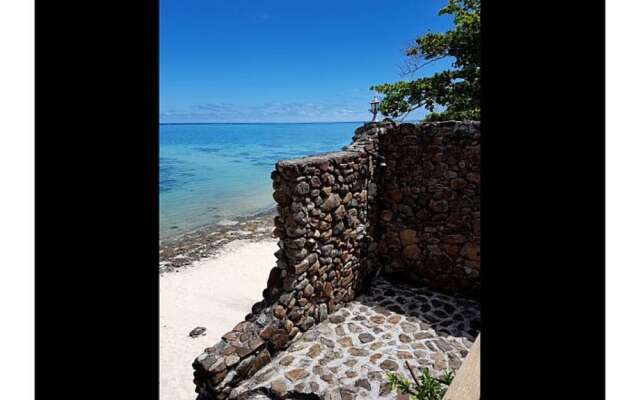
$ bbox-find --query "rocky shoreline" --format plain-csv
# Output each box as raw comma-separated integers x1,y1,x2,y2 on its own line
159,208,278,273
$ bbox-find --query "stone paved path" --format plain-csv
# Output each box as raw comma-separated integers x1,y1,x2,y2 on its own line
230,275,480,399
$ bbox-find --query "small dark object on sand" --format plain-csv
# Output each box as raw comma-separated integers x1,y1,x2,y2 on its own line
189,326,207,338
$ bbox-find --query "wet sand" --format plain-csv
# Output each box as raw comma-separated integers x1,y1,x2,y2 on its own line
159,208,277,273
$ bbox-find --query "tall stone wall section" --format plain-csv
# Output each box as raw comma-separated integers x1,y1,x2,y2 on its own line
270,152,373,319
192,122,392,400
375,121,480,295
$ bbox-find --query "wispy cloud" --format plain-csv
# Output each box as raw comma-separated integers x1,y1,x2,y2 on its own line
160,101,373,123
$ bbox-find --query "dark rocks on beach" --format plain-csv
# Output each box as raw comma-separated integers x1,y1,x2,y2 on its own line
189,326,207,338
159,208,278,273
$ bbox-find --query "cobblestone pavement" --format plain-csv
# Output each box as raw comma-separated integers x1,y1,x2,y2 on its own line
230,275,480,399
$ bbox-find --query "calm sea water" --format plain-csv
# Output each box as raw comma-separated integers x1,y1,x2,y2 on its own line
160,122,362,239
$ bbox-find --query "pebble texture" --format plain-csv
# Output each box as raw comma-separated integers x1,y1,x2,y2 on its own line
192,121,481,399
230,275,480,399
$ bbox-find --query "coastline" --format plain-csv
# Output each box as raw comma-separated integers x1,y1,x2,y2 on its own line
159,208,279,398
159,207,277,273
160,238,278,400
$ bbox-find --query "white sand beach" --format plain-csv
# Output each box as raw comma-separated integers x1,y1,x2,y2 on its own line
160,239,278,400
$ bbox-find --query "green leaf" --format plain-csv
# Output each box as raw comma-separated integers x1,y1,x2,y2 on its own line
371,0,480,122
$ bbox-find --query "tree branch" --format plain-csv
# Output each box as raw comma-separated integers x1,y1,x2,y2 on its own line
405,361,421,387
398,102,427,122
401,55,447,77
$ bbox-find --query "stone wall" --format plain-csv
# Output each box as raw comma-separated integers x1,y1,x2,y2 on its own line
270,152,373,320
375,121,480,295
192,122,394,400
192,120,480,399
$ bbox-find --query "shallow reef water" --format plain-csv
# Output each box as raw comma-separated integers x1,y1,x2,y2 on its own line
160,122,360,239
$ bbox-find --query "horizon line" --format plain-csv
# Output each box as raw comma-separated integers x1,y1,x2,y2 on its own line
159,119,423,126
159,120,370,126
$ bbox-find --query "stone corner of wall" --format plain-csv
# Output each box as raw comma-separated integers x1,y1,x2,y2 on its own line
192,119,482,397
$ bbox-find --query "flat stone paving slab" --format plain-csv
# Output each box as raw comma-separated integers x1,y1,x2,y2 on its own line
231,275,480,399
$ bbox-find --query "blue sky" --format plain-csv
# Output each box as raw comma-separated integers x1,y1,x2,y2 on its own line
160,0,453,123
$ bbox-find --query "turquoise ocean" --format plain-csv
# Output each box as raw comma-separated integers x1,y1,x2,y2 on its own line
160,122,362,239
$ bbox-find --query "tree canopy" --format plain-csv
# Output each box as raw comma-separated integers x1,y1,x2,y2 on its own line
371,0,480,122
